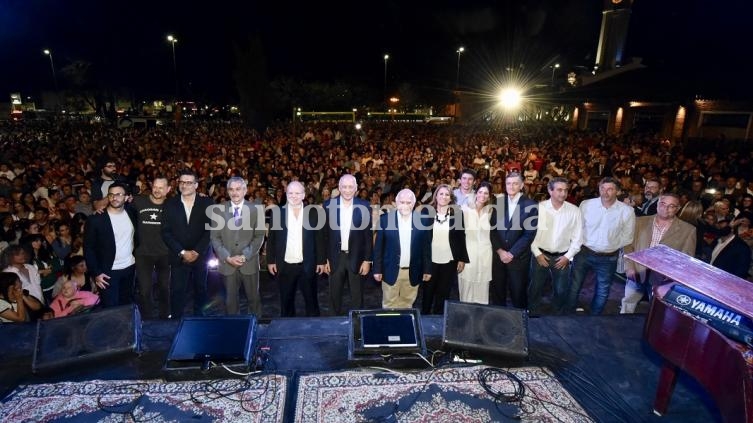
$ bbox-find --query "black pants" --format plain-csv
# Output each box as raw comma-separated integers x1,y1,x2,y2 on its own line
277,261,320,317
328,252,363,315
169,261,208,318
135,254,170,319
490,254,530,309
422,261,456,315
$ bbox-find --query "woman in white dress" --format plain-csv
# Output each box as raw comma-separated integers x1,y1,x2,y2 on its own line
459,182,493,304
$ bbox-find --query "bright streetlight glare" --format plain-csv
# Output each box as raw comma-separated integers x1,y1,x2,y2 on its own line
43,49,50,55
498,87,522,109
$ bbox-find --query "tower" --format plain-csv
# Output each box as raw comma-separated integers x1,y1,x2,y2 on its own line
594,0,634,73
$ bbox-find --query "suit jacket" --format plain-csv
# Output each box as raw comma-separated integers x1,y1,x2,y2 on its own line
210,201,265,276
636,198,658,216
711,236,752,279
266,204,326,274
373,211,432,286
489,194,538,261
83,207,138,276
322,197,373,273
161,195,215,265
624,216,697,283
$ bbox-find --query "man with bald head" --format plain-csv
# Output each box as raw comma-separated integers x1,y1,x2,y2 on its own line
373,189,432,308
323,174,373,315
267,181,326,317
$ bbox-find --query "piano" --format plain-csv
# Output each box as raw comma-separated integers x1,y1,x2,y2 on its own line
626,245,753,422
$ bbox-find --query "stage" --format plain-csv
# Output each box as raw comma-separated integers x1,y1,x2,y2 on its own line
0,314,720,422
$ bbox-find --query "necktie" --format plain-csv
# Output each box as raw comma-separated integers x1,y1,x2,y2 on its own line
233,207,241,226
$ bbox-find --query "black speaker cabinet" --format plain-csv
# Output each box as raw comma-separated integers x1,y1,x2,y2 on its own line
163,315,258,380
442,301,529,359
32,304,142,373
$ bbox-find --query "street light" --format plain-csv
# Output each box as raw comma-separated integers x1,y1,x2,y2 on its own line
42,49,58,91
456,46,465,88
383,54,389,101
166,35,178,97
550,63,560,87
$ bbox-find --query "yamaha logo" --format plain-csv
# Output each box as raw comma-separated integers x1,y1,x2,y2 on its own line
676,295,692,306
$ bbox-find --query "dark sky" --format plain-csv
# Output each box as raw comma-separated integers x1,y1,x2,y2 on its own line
1,0,751,103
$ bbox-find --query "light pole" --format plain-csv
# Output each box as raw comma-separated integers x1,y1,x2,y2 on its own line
550,63,560,87
42,49,58,91
167,35,178,97
383,54,389,102
456,46,465,88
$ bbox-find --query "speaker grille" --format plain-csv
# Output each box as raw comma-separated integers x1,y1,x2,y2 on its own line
442,301,529,359
32,305,141,373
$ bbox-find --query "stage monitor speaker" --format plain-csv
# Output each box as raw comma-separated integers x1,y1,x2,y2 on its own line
348,308,427,365
32,304,142,373
163,315,258,380
442,301,529,359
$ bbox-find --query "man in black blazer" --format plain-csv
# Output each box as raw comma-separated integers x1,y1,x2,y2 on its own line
489,172,538,309
267,181,326,317
162,170,215,318
323,174,372,315
710,217,752,279
84,181,137,307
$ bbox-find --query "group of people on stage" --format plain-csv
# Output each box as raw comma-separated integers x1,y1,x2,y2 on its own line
2,119,753,323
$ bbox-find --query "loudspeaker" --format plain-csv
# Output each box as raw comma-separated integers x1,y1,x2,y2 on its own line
442,301,529,359
32,304,142,373
163,315,258,380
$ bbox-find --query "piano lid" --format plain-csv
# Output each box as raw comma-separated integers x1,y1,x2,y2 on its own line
625,244,753,317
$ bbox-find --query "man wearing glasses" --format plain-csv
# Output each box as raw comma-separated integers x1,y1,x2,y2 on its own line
621,193,696,313
162,170,214,318
84,182,137,307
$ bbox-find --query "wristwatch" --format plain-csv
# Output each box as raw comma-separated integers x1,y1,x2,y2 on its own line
179,250,186,258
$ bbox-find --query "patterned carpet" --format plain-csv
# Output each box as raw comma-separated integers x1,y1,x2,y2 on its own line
1,376,287,423
295,365,593,422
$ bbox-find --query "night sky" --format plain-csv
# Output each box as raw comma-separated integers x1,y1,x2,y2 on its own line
1,0,751,104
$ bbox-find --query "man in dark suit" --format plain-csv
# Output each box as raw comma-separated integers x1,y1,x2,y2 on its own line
323,174,372,315
489,172,538,309
710,217,752,279
84,181,137,307
636,179,660,216
210,177,265,316
162,170,215,318
373,189,432,309
267,181,326,317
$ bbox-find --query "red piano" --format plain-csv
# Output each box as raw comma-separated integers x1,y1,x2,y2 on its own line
626,245,753,422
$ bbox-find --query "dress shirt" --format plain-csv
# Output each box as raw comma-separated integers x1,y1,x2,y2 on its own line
530,199,583,260
284,206,304,263
580,198,635,252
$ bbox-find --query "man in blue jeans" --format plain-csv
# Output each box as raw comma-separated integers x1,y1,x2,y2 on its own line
528,177,583,314
567,177,635,315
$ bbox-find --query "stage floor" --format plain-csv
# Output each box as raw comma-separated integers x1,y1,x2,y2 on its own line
1,314,719,422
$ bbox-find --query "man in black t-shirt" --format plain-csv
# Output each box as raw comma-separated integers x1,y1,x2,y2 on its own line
132,177,171,319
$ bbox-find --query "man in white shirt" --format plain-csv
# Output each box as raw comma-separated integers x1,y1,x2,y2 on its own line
529,178,583,314
567,177,635,315
84,182,137,307
267,181,326,317
453,169,476,207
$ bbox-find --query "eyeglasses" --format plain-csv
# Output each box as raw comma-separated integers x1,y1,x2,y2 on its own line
658,202,679,209
107,193,126,198
178,180,197,185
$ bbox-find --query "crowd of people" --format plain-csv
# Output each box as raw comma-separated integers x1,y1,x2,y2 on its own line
0,118,752,323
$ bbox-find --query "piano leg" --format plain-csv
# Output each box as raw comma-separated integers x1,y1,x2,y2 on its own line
653,361,678,415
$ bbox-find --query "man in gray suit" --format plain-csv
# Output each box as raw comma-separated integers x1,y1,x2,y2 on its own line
210,177,265,316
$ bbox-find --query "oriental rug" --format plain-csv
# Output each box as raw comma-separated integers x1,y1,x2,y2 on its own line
295,365,592,422
1,375,287,423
